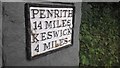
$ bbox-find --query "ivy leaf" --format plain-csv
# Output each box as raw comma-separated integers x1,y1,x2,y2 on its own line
81,55,89,65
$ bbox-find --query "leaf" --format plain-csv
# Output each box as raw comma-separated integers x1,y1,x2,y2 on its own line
81,55,89,65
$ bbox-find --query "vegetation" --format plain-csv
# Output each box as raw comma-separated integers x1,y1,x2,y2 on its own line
80,2,120,66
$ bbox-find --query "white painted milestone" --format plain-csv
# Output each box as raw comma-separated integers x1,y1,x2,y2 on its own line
29,7,74,57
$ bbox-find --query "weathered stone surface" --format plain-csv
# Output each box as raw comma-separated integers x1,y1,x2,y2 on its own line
0,1,2,68
2,2,81,66
0,1,2,67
